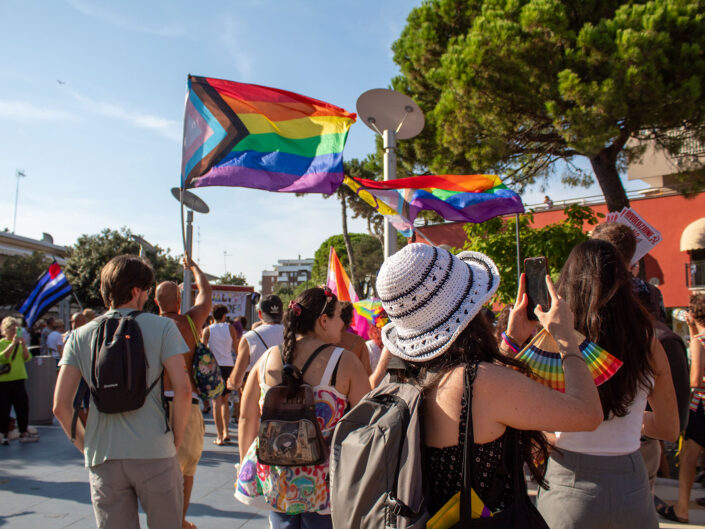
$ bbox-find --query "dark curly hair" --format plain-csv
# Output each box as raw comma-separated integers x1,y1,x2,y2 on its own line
281,287,337,364
689,294,705,326
411,315,550,488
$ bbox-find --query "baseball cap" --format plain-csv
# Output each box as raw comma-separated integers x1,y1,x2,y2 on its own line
259,295,283,323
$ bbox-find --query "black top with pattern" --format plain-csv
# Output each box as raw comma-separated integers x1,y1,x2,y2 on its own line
425,363,514,515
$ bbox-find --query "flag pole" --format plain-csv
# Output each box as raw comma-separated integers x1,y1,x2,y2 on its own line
72,291,83,310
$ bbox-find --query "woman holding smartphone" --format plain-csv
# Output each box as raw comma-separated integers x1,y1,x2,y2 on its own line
534,240,678,528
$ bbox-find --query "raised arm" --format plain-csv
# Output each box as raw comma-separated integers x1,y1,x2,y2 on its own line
184,256,212,329
479,275,603,437
643,337,679,441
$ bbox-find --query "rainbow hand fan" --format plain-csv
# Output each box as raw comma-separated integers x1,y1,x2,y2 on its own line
515,328,623,392
353,298,388,328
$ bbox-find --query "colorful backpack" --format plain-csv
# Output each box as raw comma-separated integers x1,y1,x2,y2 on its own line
187,315,224,401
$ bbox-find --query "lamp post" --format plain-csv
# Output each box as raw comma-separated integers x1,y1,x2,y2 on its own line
356,89,424,258
13,169,26,234
171,188,210,313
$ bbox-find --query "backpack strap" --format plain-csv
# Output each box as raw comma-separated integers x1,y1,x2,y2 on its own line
322,347,344,387
251,328,269,350
299,343,331,378
186,315,201,345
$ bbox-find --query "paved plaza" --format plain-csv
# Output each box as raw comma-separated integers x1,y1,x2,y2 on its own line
3,415,705,528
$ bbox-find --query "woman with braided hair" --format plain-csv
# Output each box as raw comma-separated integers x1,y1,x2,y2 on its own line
236,287,371,529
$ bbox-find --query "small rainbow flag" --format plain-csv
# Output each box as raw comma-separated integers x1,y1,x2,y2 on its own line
181,76,356,194
515,329,623,392
353,299,388,328
349,174,524,224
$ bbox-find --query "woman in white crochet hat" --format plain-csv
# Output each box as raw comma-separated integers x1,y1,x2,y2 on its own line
376,243,603,521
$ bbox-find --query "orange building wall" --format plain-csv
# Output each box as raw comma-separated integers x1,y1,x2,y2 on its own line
416,193,705,308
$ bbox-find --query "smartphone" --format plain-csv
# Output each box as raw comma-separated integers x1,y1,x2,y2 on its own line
524,257,550,320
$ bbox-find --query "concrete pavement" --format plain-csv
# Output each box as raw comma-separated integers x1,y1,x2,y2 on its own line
3,415,705,528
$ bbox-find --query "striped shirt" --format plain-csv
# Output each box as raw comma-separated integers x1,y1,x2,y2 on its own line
689,333,705,411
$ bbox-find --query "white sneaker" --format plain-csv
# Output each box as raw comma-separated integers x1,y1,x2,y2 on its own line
18,432,39,443
0,433,8,446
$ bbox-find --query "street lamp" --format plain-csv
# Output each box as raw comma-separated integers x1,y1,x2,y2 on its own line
356,90,424,258
13,169,26,234
171,187,209,313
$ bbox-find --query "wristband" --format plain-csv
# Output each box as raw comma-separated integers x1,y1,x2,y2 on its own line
501,332,521,354
561,354,585,366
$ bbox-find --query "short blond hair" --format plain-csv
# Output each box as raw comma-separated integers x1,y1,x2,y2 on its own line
1,316,21,338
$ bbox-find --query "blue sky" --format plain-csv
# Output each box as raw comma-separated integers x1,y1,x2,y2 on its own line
0,0,646,287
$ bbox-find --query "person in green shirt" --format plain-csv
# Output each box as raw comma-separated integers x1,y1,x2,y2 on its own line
0,316,38,445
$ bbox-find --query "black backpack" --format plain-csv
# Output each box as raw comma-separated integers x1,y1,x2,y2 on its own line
256,344,331,467
71,311,165,438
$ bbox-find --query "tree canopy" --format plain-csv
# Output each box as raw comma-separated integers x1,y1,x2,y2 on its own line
0,252,52,308
457,204,602,303
217,272,248,286
64,227,181,309
311,233,407,298
392,0,705,211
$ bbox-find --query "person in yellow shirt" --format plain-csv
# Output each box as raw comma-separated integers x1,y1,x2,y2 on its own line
0,316,37,445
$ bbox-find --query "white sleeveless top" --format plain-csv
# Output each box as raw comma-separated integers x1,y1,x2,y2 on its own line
555,378,652,456
243,323,284,373
208,322,234,366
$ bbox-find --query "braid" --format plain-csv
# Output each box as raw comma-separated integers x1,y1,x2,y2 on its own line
281,317,298,364
281,287,338,364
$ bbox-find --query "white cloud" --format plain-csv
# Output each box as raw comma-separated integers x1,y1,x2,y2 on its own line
67,89,180,142
65,0,190,38
0,100,75,122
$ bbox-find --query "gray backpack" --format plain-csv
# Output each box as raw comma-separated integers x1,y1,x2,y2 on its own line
329,375,428,529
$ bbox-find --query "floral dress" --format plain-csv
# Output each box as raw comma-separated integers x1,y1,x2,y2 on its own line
235,347,348,514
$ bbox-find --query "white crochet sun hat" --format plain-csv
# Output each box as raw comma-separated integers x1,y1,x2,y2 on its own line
376,243,500,362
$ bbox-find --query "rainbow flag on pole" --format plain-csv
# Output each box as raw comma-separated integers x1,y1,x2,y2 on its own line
181,76,356,194
326,247,358,303
350,174,524,224
344,176,414,236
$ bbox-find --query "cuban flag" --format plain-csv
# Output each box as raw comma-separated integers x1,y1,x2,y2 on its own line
18,261,73,326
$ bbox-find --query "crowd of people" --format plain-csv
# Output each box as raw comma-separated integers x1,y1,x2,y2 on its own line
1,220,704,528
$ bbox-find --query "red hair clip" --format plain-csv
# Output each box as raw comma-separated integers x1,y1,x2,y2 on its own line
288,301,302,317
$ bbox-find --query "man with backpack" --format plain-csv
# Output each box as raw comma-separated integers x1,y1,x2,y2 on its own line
154,255,212,529
53,254,192,529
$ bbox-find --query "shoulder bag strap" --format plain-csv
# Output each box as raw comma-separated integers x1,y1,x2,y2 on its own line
251,328,269,349
186,315,201,344
461,363,475,524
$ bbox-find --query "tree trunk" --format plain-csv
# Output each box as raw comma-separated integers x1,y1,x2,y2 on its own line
590,150,630,212
340,195,357,292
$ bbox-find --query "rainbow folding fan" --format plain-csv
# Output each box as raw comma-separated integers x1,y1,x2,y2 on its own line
515,328,623,392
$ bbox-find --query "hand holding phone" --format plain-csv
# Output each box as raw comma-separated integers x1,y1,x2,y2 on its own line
524,257,551,320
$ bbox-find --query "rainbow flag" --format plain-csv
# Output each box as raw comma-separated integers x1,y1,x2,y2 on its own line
353,298,388,328
350,174,524,224
326,247,358,303
344,176,414,236
181,75,357,194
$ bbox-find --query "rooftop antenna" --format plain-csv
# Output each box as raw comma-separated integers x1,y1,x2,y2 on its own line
356,89,424,258
13,169,26,233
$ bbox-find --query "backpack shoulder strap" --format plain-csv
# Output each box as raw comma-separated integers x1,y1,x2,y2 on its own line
186,315,201,345
260,348,273,387
251,328,269,349
127,310,142,318
321,347,344,387
300,343,331,378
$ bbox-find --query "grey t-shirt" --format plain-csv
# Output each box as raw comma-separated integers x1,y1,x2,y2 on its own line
60,309,188,467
